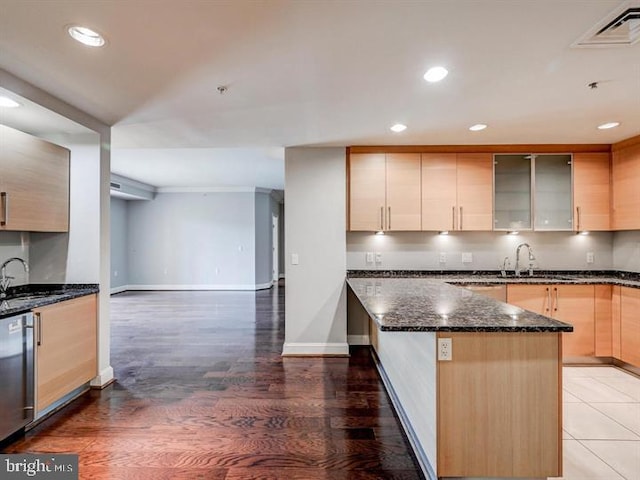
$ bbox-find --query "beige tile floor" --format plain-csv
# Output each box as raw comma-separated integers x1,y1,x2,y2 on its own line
550,366,640,480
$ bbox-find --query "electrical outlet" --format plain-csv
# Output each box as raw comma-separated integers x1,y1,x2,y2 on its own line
439,252,447,263
462,252,473,263
586,252,594,264
366,285,374,296
375,252,382,264
438,338,452,361
366,252,374,263
375,285,382,296
291,253,299,265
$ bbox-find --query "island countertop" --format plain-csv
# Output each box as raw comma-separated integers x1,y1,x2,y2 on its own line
347,277,573,332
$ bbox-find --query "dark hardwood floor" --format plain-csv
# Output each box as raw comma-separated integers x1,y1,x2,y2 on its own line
3,284,424,479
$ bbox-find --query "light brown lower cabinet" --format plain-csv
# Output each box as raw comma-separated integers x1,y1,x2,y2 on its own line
437,332,562,478
507,284,595,358
33,294,97,413
620,287,640,366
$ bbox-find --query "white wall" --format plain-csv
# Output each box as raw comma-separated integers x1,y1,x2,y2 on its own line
126,192,258,289
283,147,348,355
110,197,129,289
0,232,30,287
347,231,614,271
613,230,640,273
254,192,274,287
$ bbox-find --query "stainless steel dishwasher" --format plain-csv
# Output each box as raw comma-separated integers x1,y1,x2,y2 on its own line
0,311,34,441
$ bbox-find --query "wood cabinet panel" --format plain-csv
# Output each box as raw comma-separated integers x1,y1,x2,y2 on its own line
611,143,640,230
507,284,551,315
573,152,611,231
620,287,640,367
421,153,457,231
385,153,421,231
507,284,595,358
437,332,561,478
594,285,613,357
456,153,493,231
554,285,595,357
348,153,386,231
0,125,70,232
612,286,622,359
34,295,97,412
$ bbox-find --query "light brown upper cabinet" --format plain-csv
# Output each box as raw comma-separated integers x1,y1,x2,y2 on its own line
611,141,640,230
573,152,611,231
0,125,70,232
349,153,421,231
422,153,492,231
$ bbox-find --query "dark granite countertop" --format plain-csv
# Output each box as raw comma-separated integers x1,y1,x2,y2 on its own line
347,277,574,333
348,270,640,289
0,284,99,318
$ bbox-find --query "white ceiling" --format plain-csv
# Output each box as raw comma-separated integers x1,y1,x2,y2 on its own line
1,0,639,189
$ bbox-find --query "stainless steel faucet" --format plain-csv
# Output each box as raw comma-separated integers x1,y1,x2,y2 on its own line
0,257,29,298
514,243,535,277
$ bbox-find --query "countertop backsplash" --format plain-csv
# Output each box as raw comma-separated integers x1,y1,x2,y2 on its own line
346,231,629,272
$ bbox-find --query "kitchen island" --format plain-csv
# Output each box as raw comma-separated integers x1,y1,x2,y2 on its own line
347,276,572,480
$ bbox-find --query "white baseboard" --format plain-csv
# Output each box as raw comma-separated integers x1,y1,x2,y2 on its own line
347,334,370,345
90,366,115,388
282,342,349,356
117,284,273,292
110,285,129,295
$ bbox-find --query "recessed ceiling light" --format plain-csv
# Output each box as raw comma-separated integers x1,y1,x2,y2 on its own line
597,122,620,130
390,123,407,133
469,124,487,131
423,66,448,83
0,96,21,108
68,25,105,47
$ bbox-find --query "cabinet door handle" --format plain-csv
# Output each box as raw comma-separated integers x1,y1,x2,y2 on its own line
545,287,551,312
388,206,391,230
452,206,456,230
380,206,384,231
459,206,463,230
35,312,41,346
554,287,559,312
576,206,581,232
1,192,7,226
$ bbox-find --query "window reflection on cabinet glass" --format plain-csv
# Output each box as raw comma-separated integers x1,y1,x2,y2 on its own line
534,154,573,230
494,155,531,230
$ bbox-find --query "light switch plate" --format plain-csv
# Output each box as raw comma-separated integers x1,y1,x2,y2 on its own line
366,252,374,263
439,252,447,263
586,252,594,264
462,252,473,263
291,253,299,265
375,252,382,263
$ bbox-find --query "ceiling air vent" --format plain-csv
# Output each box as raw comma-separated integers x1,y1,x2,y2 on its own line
110,182,121,190
573,4,640,47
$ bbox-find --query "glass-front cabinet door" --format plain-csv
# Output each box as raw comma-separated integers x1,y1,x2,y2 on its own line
494,154,532,231
534,154,573,231
494,153,573,231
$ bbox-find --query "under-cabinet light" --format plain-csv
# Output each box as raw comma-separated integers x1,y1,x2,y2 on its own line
439,231,449,235
375,231,385,236
469,124,487,131
508,231,520,235
390,123,407,133
579,231,590,235
597,122,620,130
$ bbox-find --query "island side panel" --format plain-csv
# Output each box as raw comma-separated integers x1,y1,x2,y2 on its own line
437,332,562,478
374,327,437,477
